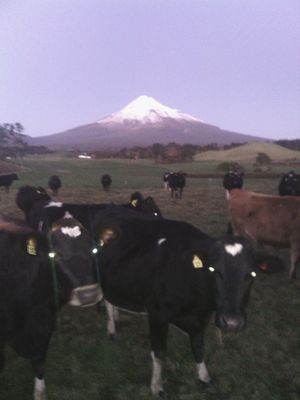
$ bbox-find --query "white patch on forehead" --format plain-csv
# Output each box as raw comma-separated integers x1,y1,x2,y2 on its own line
225,243,243,256
63,211,73,219
46,201,63,207
61,226,81,237
158,238,167,245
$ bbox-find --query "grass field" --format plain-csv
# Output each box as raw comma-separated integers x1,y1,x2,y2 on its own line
0,156,299,400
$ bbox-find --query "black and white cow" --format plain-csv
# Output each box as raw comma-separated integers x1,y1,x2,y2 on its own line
16,190,162,337
0,173,19,192
48,175,62,196
278,171,300,196
91,206,258,396
0,218,102,400
167,171,186,198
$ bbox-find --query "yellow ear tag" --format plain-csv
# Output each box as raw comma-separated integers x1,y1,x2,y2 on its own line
27,238,37,256
131,199,138,207
192,255,203,269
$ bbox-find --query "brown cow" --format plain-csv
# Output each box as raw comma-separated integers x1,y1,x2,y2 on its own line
227,189,300,278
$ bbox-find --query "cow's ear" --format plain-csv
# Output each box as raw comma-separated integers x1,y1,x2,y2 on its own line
98,227,119,246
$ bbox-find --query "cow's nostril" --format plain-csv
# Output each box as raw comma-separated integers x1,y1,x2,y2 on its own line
219,314,245,331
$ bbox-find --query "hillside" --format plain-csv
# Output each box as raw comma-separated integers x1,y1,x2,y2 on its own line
193,142,300,162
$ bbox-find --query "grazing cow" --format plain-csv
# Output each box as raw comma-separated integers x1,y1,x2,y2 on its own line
48,175,62,196
227,189,300,278
101,174,112,192
223,171,244,199
90,206,258,396
278,170,300,196
0,173,19,192
167,171,186,198
0,219,102,400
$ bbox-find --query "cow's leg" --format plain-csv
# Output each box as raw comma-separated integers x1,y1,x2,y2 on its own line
190,331,212,385
104,300,119,339
32,359,47,400
148,316,168,397
290,243,300,279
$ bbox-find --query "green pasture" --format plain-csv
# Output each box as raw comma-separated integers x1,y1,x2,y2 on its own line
0,155,299,400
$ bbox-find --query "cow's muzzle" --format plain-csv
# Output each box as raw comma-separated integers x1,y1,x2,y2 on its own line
216,313,246,332
69,284,103,307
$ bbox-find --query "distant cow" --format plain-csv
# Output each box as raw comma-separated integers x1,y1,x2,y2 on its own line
223,171,244,199
101,174,112,192
167,171,186,198
227,189,300,278
0,173,19,192
0,218,102,400
48,175,62,196
91,206,258,396
278,171,300,196
16,185,51,223
162,171,170,191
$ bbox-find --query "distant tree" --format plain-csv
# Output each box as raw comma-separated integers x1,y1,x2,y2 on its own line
151,143,164,162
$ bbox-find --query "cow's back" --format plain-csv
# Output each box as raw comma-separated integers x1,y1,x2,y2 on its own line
228,189,300,246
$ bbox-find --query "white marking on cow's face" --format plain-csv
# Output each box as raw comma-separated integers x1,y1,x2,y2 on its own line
34,377,46,400
158,238,167,245
225,243,243,256
64,211,73,219
61,226,81,237
46,201,63,207
196,361,211,383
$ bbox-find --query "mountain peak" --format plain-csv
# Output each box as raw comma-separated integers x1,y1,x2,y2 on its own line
98,95,201,124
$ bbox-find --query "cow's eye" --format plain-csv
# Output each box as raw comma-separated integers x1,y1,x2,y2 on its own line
49,252,56,259
209,266,215,272
92,247,98,254
251,271,257,278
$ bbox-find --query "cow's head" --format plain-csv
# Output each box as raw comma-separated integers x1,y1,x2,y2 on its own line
49,215,103,307
223,171,244,191
209,236,256,332
130,192,162,218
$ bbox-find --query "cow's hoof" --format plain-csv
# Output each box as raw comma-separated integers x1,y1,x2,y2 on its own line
153,389,165,398
197,378,219,394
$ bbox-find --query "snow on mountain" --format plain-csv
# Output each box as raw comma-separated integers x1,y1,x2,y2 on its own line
97,95,201,124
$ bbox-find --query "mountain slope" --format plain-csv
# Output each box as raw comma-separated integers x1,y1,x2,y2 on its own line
30,95,266,150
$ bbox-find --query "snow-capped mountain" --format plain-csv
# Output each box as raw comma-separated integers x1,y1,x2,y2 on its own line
98,95,200,125
30,95,265,151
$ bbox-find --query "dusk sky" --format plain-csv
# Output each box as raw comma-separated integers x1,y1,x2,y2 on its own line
1,0,299,140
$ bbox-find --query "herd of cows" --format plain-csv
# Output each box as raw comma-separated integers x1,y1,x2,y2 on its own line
0,168,299,399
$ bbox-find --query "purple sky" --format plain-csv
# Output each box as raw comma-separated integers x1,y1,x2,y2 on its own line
1,0,299,140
